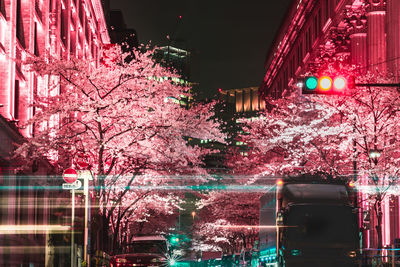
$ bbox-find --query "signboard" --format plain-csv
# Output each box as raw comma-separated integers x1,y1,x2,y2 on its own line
63,168,78,183
62,180,82,190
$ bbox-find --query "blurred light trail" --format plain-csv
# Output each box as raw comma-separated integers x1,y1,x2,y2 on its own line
214,225,295,229
0,225,71,234
0,246,70,253
0,185,276,192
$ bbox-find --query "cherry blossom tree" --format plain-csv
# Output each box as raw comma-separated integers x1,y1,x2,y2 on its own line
192,191,261,254
17,45,226,251
229,67,400,249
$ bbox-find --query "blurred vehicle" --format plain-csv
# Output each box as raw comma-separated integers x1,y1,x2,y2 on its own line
259,176,360,267
110,235,168,267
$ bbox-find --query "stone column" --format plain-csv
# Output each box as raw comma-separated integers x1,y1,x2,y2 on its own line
350,33,367,72
386,0,400,80
367,11,386,73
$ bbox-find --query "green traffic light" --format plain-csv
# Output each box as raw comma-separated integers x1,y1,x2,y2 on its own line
171,237,179,244
305,76,318,90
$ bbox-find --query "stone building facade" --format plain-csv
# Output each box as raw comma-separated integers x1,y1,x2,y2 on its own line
0,0,109,265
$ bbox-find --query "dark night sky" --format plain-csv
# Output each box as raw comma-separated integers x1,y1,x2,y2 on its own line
110,0,292,99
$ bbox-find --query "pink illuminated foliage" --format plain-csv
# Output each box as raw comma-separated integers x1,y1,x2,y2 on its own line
192,191,261,253
229,66,400,249
18,45,226,250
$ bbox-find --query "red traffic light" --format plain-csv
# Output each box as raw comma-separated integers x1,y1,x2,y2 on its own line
301,75,354,95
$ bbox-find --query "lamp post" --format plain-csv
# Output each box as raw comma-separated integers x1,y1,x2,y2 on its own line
369,149,382,166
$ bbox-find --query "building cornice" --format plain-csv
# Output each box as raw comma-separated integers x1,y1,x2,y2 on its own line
263,0,314,88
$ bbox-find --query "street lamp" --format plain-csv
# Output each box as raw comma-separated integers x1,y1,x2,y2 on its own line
369,149,382,165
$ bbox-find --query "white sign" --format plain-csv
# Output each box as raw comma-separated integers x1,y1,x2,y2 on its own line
62,180,82,190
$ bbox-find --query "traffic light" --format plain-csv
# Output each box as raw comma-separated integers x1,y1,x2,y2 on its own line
170,236,180,245
299,75,354,95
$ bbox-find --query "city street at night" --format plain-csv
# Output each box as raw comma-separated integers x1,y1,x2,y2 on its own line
0,0,400,266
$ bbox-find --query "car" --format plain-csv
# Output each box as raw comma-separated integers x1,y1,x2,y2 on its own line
110,235,168,267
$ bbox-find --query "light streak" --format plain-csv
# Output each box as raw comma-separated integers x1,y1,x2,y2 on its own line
0,246,71,254
0,225,71,234
0,185,276,192
214,225,295,229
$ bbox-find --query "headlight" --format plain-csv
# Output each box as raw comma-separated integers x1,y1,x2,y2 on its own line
116,258,128,263
348,251,357,258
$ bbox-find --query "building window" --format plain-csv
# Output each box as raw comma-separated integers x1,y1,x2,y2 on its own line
297,42,303,66
79,1,85,25
284,68,288,89
0,0,6,19
305,28,310,52
0,19,5,48
325,0,330,21
14,80,20,120
70,19,77,56
314,15,318,40
16,0,25,47
34,22,39,56
291,56,295,78
35,0,42,21
61,6,68,47
85,20,90,41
